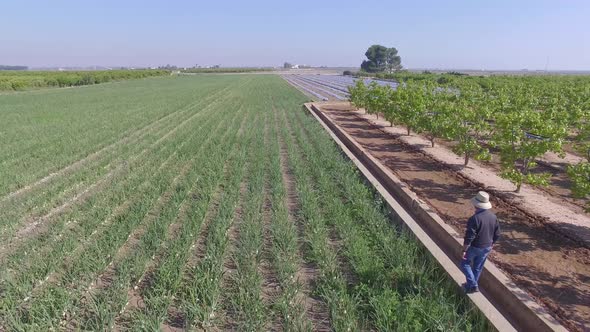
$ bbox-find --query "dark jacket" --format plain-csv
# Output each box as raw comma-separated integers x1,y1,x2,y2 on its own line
463,209,500,248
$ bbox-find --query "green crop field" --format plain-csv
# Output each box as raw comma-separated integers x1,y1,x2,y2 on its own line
0,74,489,331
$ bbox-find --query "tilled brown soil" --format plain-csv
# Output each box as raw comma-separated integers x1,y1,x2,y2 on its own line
321,106,590,332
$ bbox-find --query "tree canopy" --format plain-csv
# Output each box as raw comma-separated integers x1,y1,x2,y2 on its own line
360,45,402,73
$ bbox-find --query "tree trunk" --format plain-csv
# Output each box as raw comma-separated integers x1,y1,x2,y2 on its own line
516,158,529,193
522,158,530,175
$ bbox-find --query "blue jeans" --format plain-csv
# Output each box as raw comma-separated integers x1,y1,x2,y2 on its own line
460,246,492,289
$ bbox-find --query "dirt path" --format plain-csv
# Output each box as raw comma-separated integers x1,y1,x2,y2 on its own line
320,106,590,332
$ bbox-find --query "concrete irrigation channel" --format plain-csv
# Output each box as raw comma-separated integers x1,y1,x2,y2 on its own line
304,102,567,332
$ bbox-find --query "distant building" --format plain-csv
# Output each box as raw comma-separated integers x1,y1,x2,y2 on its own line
292,64,312,69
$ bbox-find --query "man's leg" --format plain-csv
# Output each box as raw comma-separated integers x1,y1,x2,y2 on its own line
472,247,492,286
460,248,477,289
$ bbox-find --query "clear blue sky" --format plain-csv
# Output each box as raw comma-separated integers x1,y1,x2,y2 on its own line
2,0,589,70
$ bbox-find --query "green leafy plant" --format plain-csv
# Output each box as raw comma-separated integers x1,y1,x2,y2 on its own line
348,80,369,113
448,84,492,165
492,86,567,192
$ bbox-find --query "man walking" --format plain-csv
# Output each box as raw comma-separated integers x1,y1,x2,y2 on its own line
461,191,500,294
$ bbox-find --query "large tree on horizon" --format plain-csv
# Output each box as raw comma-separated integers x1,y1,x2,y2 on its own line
360,45,402,73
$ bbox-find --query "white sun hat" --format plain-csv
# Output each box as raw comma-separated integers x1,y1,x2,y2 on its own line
471,191,492,210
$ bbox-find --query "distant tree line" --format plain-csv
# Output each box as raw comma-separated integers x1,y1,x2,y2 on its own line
181,67,274,74
0,65,28,71
158,64,179,70
0,69,168,91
